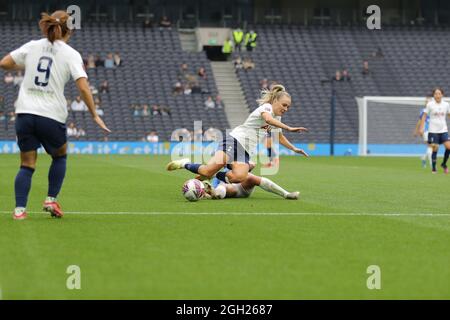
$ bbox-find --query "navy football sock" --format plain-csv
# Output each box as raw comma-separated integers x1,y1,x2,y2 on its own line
15,166,35,208
48,155,67,198
443,149,450,167
184,163,201,174
432,151,437,171
215,171,230,183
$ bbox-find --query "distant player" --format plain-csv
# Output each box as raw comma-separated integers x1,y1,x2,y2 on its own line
262,130,279,168
414,97,432,168
203,168,299,200
418,88,450,174
0,11,110,220
167,85,309,183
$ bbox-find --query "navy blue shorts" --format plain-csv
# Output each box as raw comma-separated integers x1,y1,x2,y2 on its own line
428,132,449,145
16,114,67,155
219,134,250,165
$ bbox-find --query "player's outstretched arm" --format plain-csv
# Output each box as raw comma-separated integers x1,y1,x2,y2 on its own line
76,77,111,133
0,54,24,71
279,133,309,157
261,112,308,133
413,119,421,137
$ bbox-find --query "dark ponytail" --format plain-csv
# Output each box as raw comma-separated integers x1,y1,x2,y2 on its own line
39,11,71,43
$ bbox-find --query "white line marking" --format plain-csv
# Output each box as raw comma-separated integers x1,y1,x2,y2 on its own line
0,211,449,216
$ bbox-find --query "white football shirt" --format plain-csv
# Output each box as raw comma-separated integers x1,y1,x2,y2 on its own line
230,103,281,156
10,38,87,123
424,100,450,133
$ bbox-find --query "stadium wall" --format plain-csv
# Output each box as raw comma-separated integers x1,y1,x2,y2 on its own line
1,141,446,157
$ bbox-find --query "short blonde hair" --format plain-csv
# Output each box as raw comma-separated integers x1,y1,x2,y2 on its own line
256,84,290,105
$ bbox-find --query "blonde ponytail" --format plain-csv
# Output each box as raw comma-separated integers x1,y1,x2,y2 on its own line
257,84,290,105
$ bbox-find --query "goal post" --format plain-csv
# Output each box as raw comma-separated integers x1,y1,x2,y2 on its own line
356,96,450,156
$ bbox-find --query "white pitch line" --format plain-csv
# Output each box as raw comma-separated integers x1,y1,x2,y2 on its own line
0,211,449,217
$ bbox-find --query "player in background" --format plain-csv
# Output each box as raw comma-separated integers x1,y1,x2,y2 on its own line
262,130,279,168
0,11,110,220
418,88,450,174
203,166,299,200
167,84,309,183
414,97,432,168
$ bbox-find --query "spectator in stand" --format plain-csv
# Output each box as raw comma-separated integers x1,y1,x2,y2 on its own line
204,96,215,109
141,104,150,116
146,131,159,142
198,67,207,80
88,81,98,95
71,96,88,112
260,78,269,90
114,52,122,67
151,104,161,116
8,111,16,123
159,16,172,28
234,56,243,70
362,60,371,76
177,63,190,81
104,53,115,68
14,71,24,86
243,57,255,70
0,95,4,112
204,127,221,142
95,97,104,116
342,69,351,81
143,18,153,31
100,80,109,93
183,84,192,95
87,54,96,69
4,72,14,84
333,70,342,81
161,106,171,116
191,80,202,94
132,104,141,117
95,54,104,67
215,95,224,109
67,122,79,138
173,81,183,95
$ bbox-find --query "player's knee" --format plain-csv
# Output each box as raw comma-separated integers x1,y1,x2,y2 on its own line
21,160,36,169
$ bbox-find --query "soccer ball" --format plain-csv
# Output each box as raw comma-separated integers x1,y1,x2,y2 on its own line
182,179,205,202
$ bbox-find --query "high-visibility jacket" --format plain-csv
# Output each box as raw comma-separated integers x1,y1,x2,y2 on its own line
245,32,258,47
222,40,233,53
233,30,244,44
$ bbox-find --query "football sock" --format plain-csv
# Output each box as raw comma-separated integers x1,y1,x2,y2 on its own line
48,155,67,198
214,184,227,199
15,166,35,208
215,171,230,183
432,151,437,171
259,177,289,198
442,149,450,166
267,147,272,160
184,163,201,174
427,146,433,167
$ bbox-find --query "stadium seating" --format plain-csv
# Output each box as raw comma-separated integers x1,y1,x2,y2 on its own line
1,22,450,143
0,21,228,141
235,24,450,143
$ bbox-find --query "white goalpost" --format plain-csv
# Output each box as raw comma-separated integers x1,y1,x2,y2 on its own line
356,96,450,156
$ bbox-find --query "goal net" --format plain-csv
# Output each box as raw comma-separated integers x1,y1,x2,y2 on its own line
356,96,450,156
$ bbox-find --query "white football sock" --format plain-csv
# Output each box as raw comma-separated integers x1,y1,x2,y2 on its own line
214,184,227,199
259,177,289,198
426,146,433,167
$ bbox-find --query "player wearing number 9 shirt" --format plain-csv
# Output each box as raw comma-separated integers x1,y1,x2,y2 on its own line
0,10,111,220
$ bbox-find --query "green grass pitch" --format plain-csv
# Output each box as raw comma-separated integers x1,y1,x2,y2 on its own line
0,154,449,299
